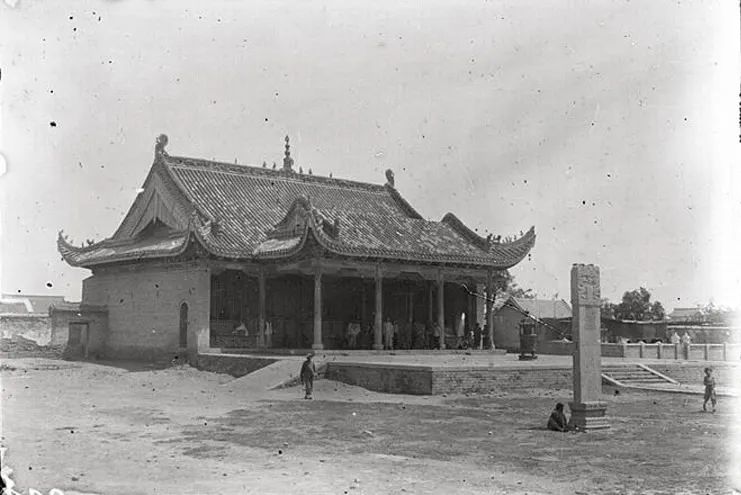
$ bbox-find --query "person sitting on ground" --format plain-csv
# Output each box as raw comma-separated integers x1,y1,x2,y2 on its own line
703,367,717,413
547,402,570,432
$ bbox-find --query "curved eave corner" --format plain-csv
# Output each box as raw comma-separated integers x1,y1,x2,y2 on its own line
57,230,101,268
487,226,536,269
57,229,195,269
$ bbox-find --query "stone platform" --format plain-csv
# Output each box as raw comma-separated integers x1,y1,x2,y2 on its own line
196,350,740,396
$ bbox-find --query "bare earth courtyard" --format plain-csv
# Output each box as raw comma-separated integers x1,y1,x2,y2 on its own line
1,358,738,495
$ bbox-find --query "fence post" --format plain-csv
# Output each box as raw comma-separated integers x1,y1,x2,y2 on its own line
639,342,645,358
622,343,628,358
704,344,710,361
684,344,690,360
723,343,728,361
657,344,662,359
674,343,679,360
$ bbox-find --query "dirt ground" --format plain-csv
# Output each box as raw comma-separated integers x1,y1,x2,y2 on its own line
1,358,738,495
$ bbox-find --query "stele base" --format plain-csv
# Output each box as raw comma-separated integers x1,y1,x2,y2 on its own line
568,401,610,431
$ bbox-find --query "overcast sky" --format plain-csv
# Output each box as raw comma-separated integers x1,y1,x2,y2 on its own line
1,0,739,309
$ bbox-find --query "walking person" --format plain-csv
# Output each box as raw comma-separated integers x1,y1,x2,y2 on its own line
300,353,316,400
703,367,717,413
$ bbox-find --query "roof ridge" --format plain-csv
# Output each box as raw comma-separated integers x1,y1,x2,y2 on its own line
165,155,388,193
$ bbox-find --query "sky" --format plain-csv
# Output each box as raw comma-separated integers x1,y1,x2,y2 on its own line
1,0,739,310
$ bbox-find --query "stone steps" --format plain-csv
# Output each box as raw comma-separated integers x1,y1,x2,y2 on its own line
602,365,676,387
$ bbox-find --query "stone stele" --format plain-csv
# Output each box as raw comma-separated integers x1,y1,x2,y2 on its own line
568,263,610,430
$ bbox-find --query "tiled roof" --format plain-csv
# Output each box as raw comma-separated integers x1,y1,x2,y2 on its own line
502,297,572,319
668,307,703,320
59,139,536,269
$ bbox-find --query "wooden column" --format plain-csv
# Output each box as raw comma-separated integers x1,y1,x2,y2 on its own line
258,269,266,348
373,266,383,350
361,281,368,339
313,269,324,350
428,282,434,324
486,269,494,350
437,273,445,350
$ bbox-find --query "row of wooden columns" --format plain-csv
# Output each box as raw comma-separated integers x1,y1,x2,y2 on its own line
252,266,496,351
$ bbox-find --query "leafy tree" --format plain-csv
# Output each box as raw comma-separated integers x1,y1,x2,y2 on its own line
601,298,617,319
602,287,665,321
491,270,536,299
699,302,733,325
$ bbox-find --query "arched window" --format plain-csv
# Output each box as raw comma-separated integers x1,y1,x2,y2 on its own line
179,302,188,347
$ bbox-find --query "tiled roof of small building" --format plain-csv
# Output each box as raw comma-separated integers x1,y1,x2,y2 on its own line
59,136,535,269
500,297,572,319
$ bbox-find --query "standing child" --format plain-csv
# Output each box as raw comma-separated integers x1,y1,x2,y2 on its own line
703,367,717,413
300,354,317,400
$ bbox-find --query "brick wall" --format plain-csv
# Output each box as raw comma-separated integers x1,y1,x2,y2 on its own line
49,309,108,356
326,362,574,395
326,362,433,395
0,315,51,345
82,261,210,360
431,367,572,394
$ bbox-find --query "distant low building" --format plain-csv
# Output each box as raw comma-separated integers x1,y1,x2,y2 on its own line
492,296,572,351
0,294,66,315
667,307,704,323
0,293,70,345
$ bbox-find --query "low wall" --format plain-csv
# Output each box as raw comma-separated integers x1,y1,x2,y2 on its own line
538,343,741,361
326,362,574,395
326,362,432,395
648,362,736,386
431,367,572,394
0,315,51,345
538,341,573,356
196,353,278,377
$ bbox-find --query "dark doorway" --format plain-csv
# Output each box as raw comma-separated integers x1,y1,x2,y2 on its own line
179,302,188,347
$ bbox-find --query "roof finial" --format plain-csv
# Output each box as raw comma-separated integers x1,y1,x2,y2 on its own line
283,135,294,172
155,134,169,159
385,169,395,188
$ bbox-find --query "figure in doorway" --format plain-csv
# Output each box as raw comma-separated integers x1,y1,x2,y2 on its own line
456,313,466,349
264,320,273,348
383,317,395,350
474,322,482,350
300,353,316,400
432,321,442,349
346,322,361,349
